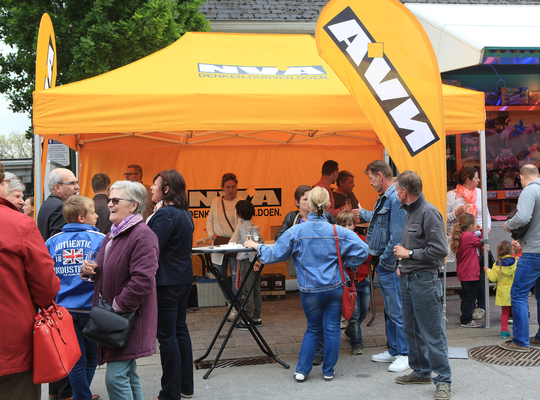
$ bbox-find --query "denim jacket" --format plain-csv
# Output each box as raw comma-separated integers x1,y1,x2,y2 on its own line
359,183,406,271
257,213,368,293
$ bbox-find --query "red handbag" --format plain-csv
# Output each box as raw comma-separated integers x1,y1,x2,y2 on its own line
333,225,357,320
33,301,81,384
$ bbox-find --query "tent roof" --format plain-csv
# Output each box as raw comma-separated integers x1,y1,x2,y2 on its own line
406,3,540,72
33,32,484,150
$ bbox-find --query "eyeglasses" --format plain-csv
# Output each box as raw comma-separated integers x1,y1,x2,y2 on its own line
58,181,79,186
124,172,138,176
107,197,134,206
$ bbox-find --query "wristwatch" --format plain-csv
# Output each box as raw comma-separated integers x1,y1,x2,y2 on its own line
408,249,414,259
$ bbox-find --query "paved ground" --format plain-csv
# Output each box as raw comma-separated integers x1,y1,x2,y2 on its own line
42,283,540,400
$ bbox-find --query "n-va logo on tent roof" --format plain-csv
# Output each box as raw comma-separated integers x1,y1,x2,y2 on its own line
198,64,326,76
323,7,439,156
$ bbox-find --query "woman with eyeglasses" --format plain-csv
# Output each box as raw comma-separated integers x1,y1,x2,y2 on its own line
147,170,195,400
81,180,159,400
4,172,26,210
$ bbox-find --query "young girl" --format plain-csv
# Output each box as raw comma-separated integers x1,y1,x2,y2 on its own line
484,241,517,338
450,212,483,328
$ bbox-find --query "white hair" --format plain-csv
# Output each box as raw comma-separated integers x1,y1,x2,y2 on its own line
110,180,147,214
47,170,63,192
4,172,25,194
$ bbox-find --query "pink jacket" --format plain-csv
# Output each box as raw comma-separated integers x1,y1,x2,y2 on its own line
456,231,483,281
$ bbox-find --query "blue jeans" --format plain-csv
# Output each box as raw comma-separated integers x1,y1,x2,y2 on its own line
105,360,143,400
344,278,371,349
297,287,342,377
535,277,540,342
511,253,540,347
460,280,478,324
376,264,408,356
400,271,451,385
157,285,194,400
69,312,98,400
213,255,238,301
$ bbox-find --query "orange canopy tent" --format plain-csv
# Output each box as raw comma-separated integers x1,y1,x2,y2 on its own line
33,33,484,259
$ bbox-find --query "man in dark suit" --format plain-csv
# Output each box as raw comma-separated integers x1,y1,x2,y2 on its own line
37,168,80,241
91,172,112,234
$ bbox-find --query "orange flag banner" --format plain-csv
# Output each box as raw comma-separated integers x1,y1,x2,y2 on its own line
316,0,447,215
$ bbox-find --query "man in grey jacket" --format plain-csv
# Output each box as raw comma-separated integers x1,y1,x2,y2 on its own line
501,164,540,352
393,171,451,400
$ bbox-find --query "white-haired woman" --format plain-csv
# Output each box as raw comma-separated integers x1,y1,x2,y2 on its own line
244,186,368,382
81,180,159,400
4,172,25,210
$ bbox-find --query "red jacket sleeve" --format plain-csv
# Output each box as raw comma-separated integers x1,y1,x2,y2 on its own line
23,219,60,308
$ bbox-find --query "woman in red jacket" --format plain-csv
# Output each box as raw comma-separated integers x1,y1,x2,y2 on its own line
0,161,61,399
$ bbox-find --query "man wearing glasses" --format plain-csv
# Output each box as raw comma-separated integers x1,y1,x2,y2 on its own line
124,164,153,220
37,168,80,241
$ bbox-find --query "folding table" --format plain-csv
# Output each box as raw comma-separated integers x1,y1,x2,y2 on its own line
192,245,290,378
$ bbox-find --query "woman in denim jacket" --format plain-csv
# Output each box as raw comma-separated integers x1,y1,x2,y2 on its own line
245,187,368,382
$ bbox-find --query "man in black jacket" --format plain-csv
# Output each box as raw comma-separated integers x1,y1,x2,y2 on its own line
37,168,80,241
91,172,112,234
392,171,451,400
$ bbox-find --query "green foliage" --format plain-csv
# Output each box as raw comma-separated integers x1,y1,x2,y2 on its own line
0,132,33,158
0,0,209,115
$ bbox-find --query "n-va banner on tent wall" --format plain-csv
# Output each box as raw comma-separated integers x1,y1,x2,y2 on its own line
315,0,447,215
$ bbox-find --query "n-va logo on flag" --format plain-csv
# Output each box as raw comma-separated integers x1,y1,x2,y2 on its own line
323,7,439,156
63,249,83,264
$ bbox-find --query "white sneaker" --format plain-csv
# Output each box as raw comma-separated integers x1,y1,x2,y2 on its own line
371,351,396,363
227,308,238,322
388,355,410,372
472,308,485,320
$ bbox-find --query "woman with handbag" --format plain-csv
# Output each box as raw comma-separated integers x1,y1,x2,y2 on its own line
81,180,159,400
244,187,368,382
206,173,241,309
147,170,195,400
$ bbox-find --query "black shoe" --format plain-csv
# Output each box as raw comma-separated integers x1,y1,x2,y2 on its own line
252,318,262,326
313,355,323,365
235,322,249,330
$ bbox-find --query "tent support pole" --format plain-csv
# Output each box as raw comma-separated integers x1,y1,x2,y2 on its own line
34,134,42,216
480,129,490,329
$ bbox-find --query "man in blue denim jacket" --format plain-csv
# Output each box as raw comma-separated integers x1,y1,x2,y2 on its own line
358,160,408,372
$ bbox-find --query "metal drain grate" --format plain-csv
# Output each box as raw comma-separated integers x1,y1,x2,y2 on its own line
469,345,540,367
195,356,274,370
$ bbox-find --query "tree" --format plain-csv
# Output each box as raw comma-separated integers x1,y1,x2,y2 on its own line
0,132,33,158
0,0,209,117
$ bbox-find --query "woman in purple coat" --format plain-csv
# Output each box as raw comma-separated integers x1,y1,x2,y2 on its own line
82,180,159,400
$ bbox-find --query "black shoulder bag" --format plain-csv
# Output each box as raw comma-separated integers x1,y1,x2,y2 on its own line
83,252,138,350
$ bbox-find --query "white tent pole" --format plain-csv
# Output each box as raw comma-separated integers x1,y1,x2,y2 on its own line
34,134,42,215
479,129,490,329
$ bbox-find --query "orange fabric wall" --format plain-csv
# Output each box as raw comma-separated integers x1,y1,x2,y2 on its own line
78,142,383,276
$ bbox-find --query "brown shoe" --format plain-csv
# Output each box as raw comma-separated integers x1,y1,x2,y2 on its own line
395,372,432,385
497,339,530,353
530,337,540,349
92,396,100,400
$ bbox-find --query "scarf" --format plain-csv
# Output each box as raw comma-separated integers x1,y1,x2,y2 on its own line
455,184,478,217
110,213,136,238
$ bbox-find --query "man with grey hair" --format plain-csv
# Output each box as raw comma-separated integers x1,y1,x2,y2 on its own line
500,164,540,353
332,170,359,210
37,168,80,240
392,170,451,400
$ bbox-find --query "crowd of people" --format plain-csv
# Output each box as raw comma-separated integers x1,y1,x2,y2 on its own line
2,158,540,400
